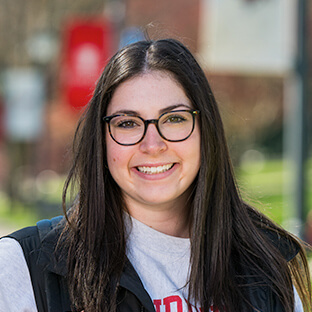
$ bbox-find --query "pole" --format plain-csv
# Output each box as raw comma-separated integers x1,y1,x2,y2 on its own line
283,0,308,238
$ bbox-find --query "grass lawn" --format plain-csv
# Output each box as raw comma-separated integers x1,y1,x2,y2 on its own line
236,158,312,232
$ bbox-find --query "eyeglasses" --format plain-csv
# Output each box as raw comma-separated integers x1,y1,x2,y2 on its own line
103,109,200,146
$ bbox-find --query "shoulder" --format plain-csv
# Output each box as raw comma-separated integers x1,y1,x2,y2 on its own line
2,216,65,271
0,236,27,266
0,237,38,311
6,226,40,255
259,226,300,262
1,226,42,274
248,208,300,262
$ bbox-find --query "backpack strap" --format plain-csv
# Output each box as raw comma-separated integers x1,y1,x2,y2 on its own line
7,216,70,312
36,216,63,242
36,216,71,311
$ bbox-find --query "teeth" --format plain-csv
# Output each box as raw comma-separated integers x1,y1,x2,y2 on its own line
137,164,174,174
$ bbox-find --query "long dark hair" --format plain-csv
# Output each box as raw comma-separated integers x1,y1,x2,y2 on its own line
62,39,311,312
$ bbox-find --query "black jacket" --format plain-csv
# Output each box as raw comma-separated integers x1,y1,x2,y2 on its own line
7,217,299,312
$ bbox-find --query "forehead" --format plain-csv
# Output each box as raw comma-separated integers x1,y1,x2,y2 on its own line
106,71,192,116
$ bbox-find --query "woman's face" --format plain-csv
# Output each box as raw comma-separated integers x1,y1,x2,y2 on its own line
105,71,200,215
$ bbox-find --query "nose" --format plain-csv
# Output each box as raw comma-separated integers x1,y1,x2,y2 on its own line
139,123,167,154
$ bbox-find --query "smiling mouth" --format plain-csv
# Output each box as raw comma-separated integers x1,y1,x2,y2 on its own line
136,163,174,174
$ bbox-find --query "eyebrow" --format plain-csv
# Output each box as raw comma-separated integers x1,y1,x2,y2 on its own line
111,104,192,116
159,104,191,114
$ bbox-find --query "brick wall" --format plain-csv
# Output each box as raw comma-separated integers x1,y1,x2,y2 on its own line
124,0,200,52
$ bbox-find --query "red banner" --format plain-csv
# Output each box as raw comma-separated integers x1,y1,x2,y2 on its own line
60,17,112,110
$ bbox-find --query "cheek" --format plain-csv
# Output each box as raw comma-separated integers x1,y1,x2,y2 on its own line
107,146,119,166
106,136,132,180
106,134,120,173
189,126,201,164
187,131,201,177
106,146,123,184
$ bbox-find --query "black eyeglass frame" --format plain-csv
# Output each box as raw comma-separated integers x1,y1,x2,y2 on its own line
103,109,200,146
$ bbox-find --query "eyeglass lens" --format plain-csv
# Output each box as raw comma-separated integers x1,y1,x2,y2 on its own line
109,110,195,145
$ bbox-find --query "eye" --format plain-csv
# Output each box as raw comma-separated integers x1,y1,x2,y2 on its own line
163,114,187,124
116,119,141,129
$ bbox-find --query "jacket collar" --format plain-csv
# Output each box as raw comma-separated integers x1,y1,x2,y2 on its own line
37,225,67,276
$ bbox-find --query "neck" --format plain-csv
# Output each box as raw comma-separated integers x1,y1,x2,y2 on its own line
125,198,191,238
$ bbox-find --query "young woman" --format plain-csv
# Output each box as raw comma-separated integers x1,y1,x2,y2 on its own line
0,39,311,312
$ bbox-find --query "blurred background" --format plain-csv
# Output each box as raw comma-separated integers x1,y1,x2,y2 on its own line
0,0,311,247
